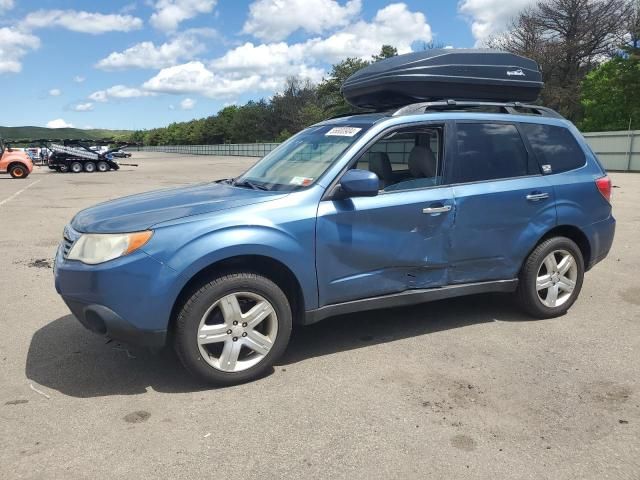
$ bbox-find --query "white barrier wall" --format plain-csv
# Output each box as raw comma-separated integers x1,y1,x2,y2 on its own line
582,130,639,172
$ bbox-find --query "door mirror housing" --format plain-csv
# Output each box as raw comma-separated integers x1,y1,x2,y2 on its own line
338,169,379,198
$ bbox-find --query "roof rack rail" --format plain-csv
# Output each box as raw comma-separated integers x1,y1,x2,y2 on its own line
391,100,562,119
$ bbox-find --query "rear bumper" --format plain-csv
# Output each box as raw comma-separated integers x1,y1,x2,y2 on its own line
585,215,616,270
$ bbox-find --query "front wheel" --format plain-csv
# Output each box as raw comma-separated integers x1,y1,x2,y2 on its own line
9,164,29,179
174,272,292,385
516,236,584,318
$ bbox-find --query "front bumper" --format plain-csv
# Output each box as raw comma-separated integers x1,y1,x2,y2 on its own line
54,242,180,348
62,298,166,347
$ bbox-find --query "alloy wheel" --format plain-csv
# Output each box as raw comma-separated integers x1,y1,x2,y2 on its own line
197,292,278,372
536,249,577,308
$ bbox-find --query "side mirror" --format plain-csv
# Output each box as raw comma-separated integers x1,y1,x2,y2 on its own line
338,169,379,198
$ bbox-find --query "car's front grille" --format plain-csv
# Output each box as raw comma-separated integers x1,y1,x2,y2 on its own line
62,235,74,258
61,225,80,259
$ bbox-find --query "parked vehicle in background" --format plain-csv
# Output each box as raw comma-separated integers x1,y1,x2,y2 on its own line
48,141,121,173
54,50,616,385
110,149,132,158
0,139,33,179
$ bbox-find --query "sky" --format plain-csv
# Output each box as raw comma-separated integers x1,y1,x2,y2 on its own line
0,0,537,131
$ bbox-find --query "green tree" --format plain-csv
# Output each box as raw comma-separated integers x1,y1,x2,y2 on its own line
371,44,398,61
488,0,631,122
317,45,398,116
580,55,640,131
316,57,370,116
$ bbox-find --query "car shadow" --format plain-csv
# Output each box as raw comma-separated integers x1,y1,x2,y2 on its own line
278,293,531,365
25,293,532,398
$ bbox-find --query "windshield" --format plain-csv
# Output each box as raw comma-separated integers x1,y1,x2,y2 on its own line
234,124,369,191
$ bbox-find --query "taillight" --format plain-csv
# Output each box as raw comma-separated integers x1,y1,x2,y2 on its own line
595,176,612,202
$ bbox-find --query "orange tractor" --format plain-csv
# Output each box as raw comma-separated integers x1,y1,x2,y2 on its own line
0,139,33,179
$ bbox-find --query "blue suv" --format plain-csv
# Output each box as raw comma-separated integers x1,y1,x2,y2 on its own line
54,101,615,385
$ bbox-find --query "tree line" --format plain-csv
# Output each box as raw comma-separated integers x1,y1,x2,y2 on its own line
129,0,639,146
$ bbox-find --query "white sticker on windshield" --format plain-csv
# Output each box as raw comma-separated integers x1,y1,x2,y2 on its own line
290,176,314,186
325,127,362,137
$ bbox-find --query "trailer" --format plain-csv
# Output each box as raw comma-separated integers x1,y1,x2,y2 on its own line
47,140,134,173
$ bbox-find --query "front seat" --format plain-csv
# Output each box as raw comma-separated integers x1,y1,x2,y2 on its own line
368,152,393,189
408,145,437,179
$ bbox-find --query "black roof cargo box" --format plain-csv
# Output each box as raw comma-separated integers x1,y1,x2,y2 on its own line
342,49,543,109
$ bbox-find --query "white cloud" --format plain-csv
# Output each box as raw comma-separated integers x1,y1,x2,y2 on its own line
46,118,74,128
92,3,431,101
305,3,432,62
23,10,143,34
49,88,62,96
73,75,86,83
89,84,156,102
150,0,217,31
243,0,361,42
0,0,14,12
180,97,196,109
95,30,212,70
143,61,263,98
73,102,94,112
0,27,40,73
206,3,430,95
458,0,537,44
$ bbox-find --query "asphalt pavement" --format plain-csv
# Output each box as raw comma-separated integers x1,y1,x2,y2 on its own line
1,153,638,479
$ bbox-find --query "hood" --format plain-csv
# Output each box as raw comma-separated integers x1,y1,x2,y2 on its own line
71,182,285,233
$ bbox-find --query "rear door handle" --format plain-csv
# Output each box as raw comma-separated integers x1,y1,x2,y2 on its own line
526,192,549,201
422,205,452,214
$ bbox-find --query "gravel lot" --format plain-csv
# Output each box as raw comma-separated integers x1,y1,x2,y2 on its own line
1,152,639,479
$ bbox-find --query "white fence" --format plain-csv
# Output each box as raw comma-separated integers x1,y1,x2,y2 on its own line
583,130,639,172
135,130,640,172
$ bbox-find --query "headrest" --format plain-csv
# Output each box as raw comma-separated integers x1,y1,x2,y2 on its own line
408,145,436,178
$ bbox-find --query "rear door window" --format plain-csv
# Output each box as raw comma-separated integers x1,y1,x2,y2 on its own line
451,122,530,184
520,123,586,174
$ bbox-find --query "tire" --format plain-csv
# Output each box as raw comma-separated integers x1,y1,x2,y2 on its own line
97,161,109,172
58,164,69,173
70,161,83,173
516,236,584,319
9,164,28,179
174,272,292,385
84,162,96,173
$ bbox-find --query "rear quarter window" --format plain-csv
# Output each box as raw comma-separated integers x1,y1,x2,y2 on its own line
520,123,586,174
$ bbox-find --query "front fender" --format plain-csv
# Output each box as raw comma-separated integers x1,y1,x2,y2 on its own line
148,221,318,311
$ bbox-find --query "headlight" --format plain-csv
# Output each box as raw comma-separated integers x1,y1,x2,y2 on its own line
67,231,153,264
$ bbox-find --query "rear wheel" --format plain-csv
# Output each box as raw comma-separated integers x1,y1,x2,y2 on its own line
516,236,584,318
174,272,292,385
9,164,28,179
97,161,109,172
84,162,96,173
70,161,83,173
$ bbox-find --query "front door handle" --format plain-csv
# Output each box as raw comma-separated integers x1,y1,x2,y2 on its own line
526,192,550,201
422,205,452,214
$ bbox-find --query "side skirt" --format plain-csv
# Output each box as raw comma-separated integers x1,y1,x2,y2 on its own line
303,279,518,325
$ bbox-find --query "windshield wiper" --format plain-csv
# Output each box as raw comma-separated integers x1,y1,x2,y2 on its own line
233,179,270,191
